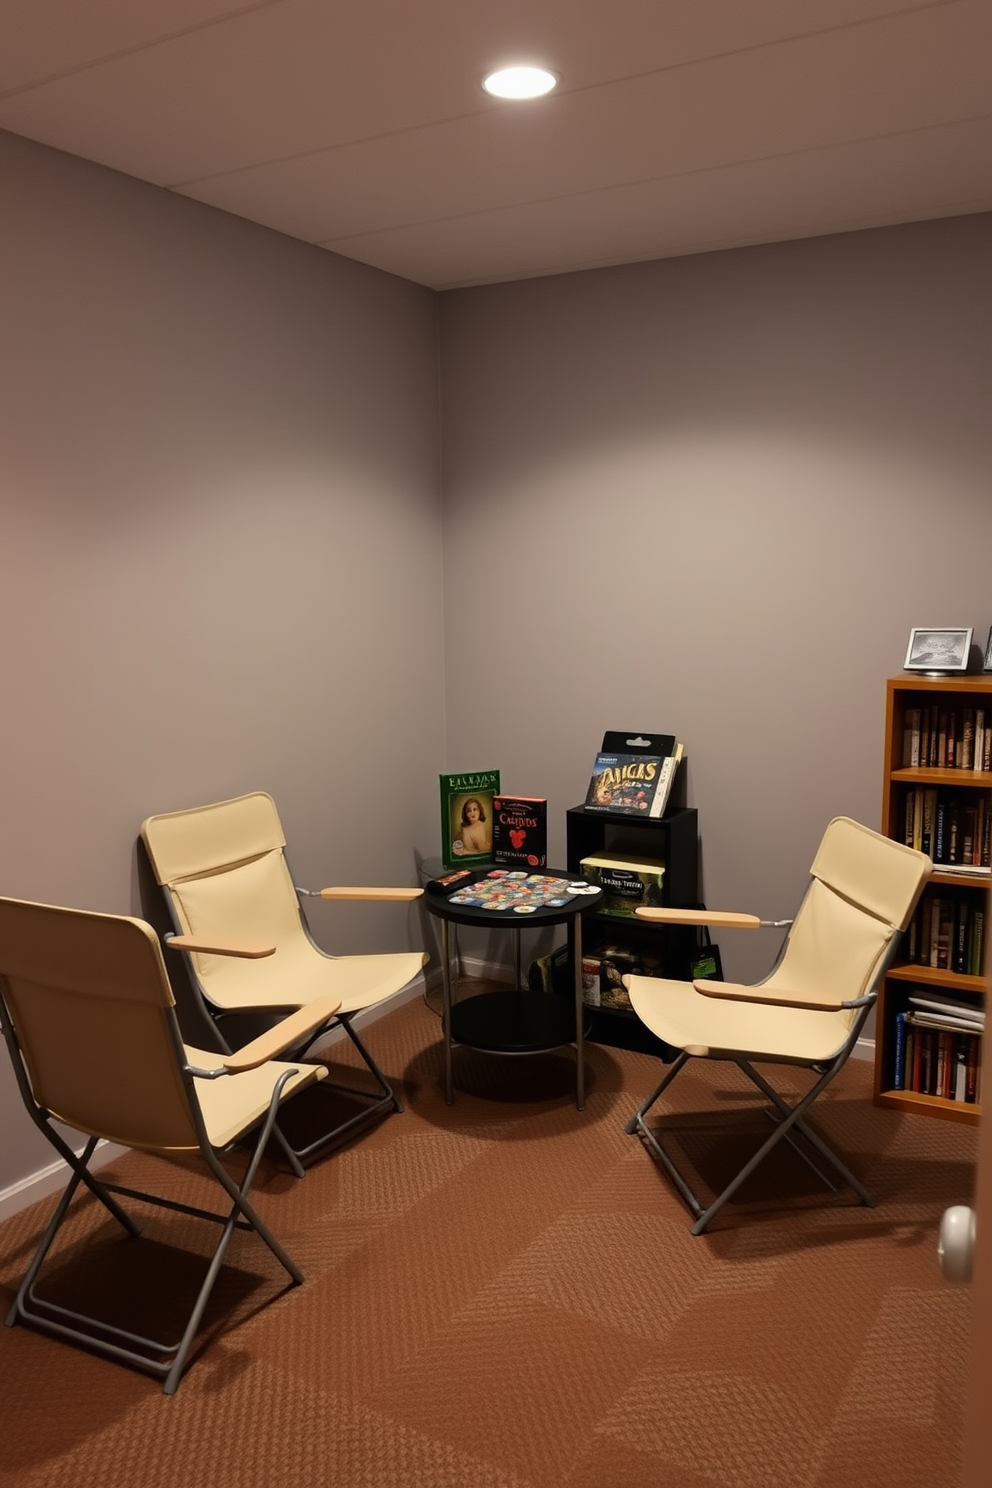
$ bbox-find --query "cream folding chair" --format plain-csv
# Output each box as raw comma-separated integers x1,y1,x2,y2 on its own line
0,895,338,1394
141,791,427,1175
624,817,932,1234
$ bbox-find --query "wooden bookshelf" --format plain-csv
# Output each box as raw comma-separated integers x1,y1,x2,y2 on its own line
874,674,992,1125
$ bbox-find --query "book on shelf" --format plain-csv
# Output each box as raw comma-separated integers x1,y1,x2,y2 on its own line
439,769,500,868
897,1015,981,1102
492,795,547,869
901,702,992,773
892,1010,909,1089
907,988,984,1024
584,730,683,817
906,895,986,974
901,787,992,870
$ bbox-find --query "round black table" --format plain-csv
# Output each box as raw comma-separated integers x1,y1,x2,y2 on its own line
423,867,604,1109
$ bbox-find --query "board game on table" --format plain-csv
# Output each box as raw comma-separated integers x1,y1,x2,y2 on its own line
432,868,598,915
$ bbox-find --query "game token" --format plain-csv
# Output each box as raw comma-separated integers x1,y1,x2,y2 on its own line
513,904,537,914
545,897,568,907
506,871,528,879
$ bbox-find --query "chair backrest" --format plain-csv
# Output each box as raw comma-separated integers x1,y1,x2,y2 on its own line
0,897,201,1151
764,817,931,1020
141,792,312,1009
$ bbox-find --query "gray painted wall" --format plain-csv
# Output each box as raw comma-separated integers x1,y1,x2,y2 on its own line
0,131,445,1189
439,215,992,986
1,126,989,1197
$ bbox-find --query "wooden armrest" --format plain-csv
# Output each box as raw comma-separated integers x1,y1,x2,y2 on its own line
636,907,762,929
693,979,844,1012
318,886,423,902
166,933,276,959
222,996,342,1072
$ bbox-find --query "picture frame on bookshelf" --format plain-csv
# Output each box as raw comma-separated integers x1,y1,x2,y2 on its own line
983,625,992,674
904,627,973,675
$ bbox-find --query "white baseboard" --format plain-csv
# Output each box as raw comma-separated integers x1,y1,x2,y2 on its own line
0,1141,128,1226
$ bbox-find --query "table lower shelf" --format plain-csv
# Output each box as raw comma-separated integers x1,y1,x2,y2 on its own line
449,989,586,1054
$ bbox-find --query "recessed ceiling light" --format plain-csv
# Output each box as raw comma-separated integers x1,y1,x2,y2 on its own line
482,66,558,100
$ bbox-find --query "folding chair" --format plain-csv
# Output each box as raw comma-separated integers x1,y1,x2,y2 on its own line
624,817,932,1234
141,791,427,1175
0,894,339,1394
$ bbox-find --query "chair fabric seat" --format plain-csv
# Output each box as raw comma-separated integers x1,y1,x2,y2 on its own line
188,1046,327,1149
187,943,426,1015
42,1045,328,1153
628,976,856,1064
168,844,426,1013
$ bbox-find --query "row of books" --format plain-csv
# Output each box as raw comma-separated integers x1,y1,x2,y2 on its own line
891,990,984,1103
902,704,992,772
904,894,986,976
901,788,991,871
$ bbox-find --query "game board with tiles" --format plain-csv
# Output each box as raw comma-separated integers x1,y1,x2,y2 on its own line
447,870,598,915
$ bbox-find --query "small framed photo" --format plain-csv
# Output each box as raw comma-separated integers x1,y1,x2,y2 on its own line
984,625,992,673
904,627,973,674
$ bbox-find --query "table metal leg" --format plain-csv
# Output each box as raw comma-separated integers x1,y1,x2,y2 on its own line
574,915,585,1111
513,926,522,990
441,918,454,1105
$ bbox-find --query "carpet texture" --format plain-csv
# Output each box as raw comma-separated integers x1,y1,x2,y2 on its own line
0,994,977,1488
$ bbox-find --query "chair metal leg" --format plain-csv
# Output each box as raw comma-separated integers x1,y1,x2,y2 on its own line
742,1060,875,1208
218,1005,402,1171
623,1052,691,1134
339,1015,403,1114
8,1073,306,1394
270,1124,307,1179
5,1136,140,1330
626,1050,874,1235
163,1077,304,1393
687,1058,872,1234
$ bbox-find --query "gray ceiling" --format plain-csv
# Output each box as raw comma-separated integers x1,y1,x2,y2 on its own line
2,0,990,289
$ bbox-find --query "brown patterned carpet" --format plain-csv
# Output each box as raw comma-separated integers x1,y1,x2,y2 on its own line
0,994,976,1488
